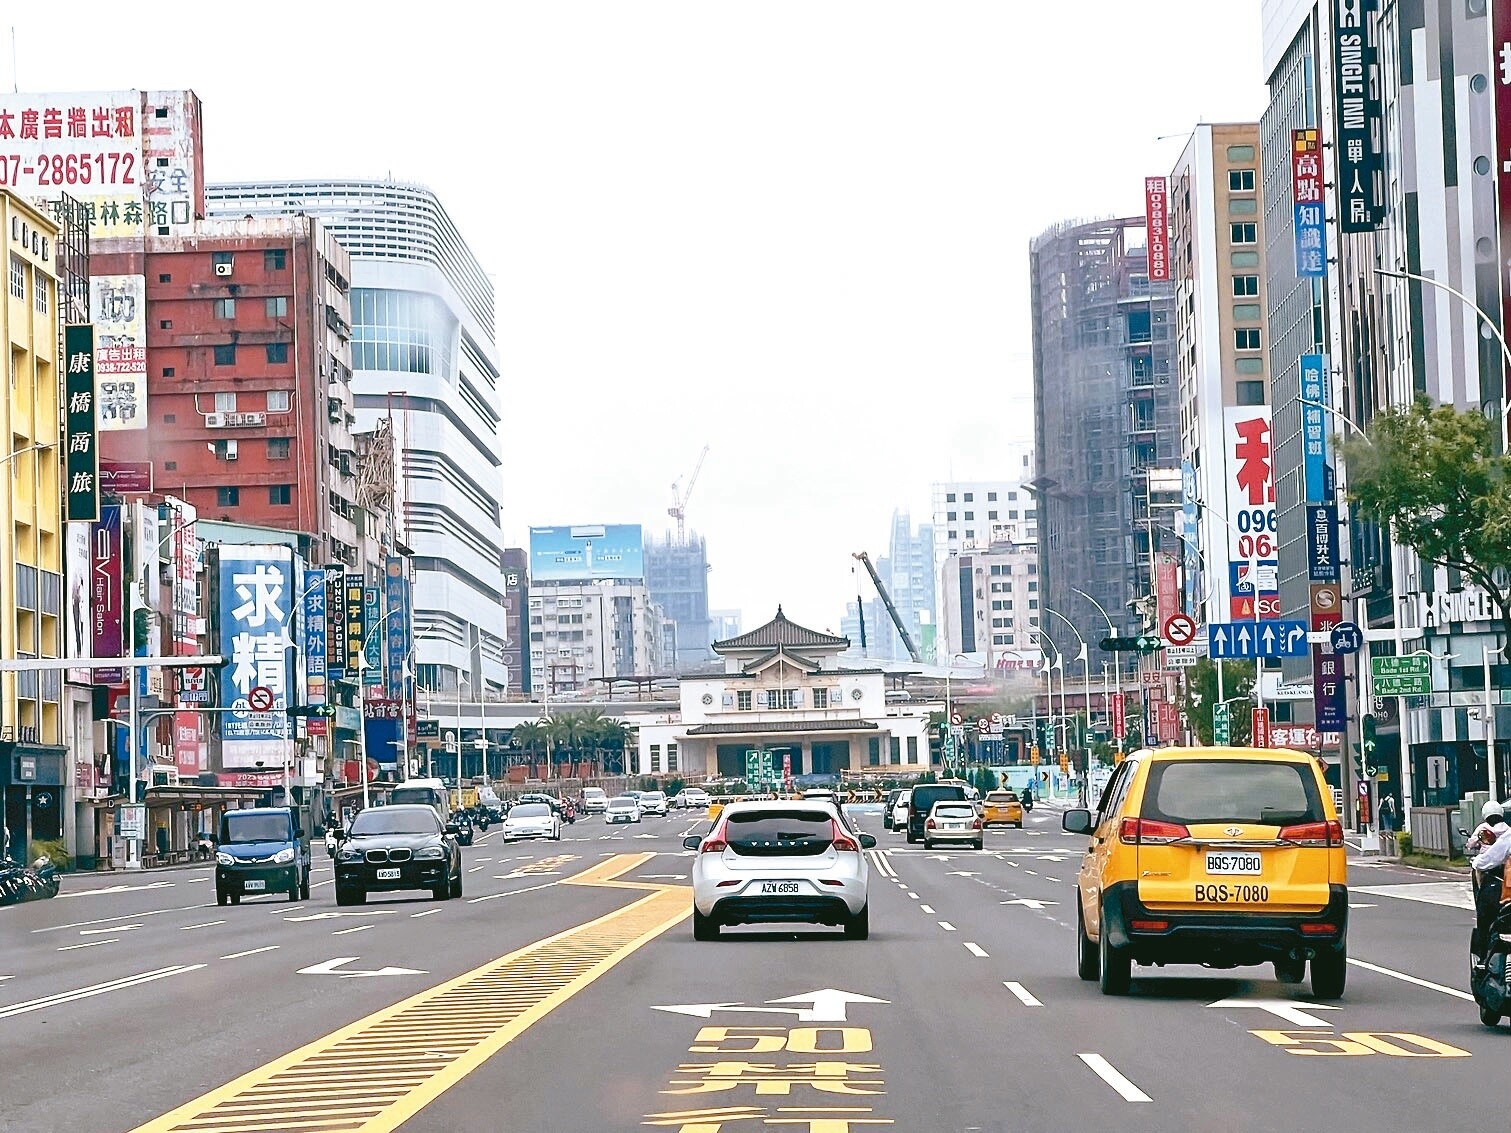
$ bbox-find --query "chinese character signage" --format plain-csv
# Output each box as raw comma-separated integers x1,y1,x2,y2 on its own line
173,711,201,778
167,498,200,704
0,91,143,238
302,568,328,724
88,274,147,431
1291,129,1327,278
1332,0,1384,232
1112,692,1126,741
1306,505,1340,583
1299,353,1331,503
363,585,383,686
62,325,98,522
1313,650,1347,730
325,565,346,681
345,574,366,677
90,504,123,683
384,557,411,701
1252,707,1271,749
219,547,293,768
1223,407,1276,604
1144,176,1170,282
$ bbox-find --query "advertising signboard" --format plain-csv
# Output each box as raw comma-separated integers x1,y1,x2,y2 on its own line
1299,353,1331,503
1223,406,1276,605
219,547,294,769
1112,692,1126,741
90,504,123,683
0,91,143,236
363,585,383,686
384,557,411,701
345,574,365,677
62,325,99,521
1144,176,1170,282
167,498,202,705
302,568,328,734
1291,128,1327,277
1306,505,1341,583
1313,650,1347,730
173,711,201,778
325,566,346,680
66,521,92,684
89,274,147,431
1332,0,1384,231
529,524,645,582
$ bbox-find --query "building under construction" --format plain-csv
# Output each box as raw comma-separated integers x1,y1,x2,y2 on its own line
1029,215,1179,649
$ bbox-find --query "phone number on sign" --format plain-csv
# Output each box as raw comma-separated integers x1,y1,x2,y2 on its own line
0,152,137,187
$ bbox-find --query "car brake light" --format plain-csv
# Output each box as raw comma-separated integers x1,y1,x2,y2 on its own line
1118,817,1190,845
972,818,983,829
1129,919,1169,932
1300,922,1338,935
924,818,936,830
831,821,860,852
700,837,727,854
1279,820,1343,847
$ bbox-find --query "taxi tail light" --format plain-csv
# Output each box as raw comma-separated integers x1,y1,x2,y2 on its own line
1279,820,1343,847
1300,922,1338,935
971,818,983,830
831,821,860,853
1119,817,1189,845
1129,919,1169,932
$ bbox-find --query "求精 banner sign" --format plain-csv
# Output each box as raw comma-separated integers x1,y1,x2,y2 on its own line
219,546,294,768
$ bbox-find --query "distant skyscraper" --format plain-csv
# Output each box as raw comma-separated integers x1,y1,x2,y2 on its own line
645,533,712,668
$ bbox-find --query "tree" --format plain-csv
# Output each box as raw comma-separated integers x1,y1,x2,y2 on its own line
1345,399,1511,645
1181,659,1255,746
509,721,548,779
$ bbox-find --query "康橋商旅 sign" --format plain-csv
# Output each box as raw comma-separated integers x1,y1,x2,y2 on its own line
63,325,99,522
219,547,294,769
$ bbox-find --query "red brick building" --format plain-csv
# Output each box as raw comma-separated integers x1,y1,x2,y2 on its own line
95,217,362,566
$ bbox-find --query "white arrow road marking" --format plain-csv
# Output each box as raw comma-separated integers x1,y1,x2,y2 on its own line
1004,982,1043,1007
1079,1053,1151,1102
0,965,205,1019
1001,898,1058,910
654,990,888,1023
296,957,428,979
285,910,396,922
1207,997,1341,1027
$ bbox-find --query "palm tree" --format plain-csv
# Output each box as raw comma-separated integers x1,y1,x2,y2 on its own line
546,716,575,782
509,720,548,780
574,709,610,777
597,719,630,777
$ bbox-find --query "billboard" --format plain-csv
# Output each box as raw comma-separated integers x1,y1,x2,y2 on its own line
63,325,99,521
363,585,383,686
529,524,645,582
345,574,366,677
0,91,142,237
66,522,92,685
89,274,147,431
167,499,203,704
173,711,201,778
1223,407,1276,611
1332,0,1384,231
90,504,124,683
384,557,411,701
1291,129,1326,278
1143,176,1170,282
325,565,347,680
219,546,294,768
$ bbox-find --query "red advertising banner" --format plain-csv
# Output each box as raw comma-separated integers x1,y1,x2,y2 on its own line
1494,7,1511,401
1252,707,1271,749
1157,700,1178,743
1112,692,1126,740
174,711,201,777
1144,176,1170,281
1155,552,1180,630
1291,128,1323,205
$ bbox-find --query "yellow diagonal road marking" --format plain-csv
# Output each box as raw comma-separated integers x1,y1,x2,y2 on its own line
132,855,688,1133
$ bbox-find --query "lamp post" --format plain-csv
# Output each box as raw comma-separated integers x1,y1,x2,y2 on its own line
942,652,979,772
1073,588,1124,757
1485,644,1505,807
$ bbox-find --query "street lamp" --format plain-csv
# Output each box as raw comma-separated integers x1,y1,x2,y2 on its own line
942,652,980,772
1073,588,1125,757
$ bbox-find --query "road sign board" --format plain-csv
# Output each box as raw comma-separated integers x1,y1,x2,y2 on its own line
1165,644,1200,657
1167,655,1198,668
248,686,274,712
744,750,774,783
1330,622,1363,655
1163,613,1197,646
1370,655,1432,697
1208,620,1309,659
1252,707,1270,748
1136,635,1163,654
1212,703,1231,745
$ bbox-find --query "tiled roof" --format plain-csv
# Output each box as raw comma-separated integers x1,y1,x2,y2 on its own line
713,607,850,653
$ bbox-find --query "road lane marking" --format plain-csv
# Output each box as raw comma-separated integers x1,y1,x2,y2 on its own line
1078,1053,1151,1102
130,862,688,1133
58,880,177,899
332,924,372,936
1348,957,1475,1001
467,866,486,874
1351,882,1473,910
58,939,116,951
180,920,226,932
938,921,956,931
220,946,279,960
466,880,560,904
0,965,205,1020
920,904,935,914
411,910,440,918
907,892,919,900
1004,982,1042,1007
964,943,989,957
80,924,141,935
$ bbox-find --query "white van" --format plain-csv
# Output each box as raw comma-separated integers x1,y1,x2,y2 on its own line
581,787,608,814
388,777,450,818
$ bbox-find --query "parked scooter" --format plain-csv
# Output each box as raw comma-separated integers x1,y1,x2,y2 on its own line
0,855,60,906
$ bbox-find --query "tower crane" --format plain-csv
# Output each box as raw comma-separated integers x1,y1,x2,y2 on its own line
852,552,922,663
668,444,710,544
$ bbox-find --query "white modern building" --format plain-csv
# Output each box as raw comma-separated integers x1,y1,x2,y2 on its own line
930,467,1037,584
206,180,509,697
527,580,671,695
635,609,938,780
937,531,1043,672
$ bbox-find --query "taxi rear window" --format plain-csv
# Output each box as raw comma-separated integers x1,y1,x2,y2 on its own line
1141,760,1324,827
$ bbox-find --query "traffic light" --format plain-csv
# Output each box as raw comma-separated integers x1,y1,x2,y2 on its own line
1101,635,1164,654
1135,635,1163,654
286,704,336,718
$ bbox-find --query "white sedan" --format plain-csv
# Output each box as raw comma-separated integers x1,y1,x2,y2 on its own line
501,803,562,842
638,790,669,816
605,796,642,824
684,800,875,941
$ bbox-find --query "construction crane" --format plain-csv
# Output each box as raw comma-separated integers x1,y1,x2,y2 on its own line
852,552,922,663
668,444,710,544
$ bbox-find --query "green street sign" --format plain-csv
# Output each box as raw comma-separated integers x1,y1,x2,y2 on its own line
744,750,774,783
1212,703,1231,746
1370,657,1431,697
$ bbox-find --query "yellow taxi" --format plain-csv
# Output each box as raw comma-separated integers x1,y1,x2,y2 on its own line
1062,746,1348,999
981,789,1024,829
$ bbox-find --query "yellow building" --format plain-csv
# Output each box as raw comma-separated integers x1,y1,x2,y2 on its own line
2,190,64,858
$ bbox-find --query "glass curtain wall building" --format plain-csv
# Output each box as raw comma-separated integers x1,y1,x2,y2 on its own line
207,179,508,695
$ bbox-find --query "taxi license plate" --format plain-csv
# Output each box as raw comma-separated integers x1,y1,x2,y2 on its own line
376,867,401,880
760,881,800,895
1205,852,1262,875
243,879,266,891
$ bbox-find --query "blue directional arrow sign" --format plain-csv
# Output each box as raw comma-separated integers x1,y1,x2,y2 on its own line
1209,620,1310,659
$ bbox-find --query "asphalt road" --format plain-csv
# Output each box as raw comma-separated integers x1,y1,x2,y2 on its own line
0,803,1501,1133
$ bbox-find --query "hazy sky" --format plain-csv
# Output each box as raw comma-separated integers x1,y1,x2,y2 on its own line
12,2,1265,632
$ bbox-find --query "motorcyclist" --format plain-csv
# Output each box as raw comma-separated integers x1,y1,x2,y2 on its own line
1468,800,1507,856
1021,785,1034,810
1470,802,1510,960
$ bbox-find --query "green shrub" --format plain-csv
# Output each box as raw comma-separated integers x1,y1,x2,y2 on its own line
28,838,70,872
1396,832,1412,857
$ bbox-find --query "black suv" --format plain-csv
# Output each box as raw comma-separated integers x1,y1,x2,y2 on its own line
334,804,463,904
905,784,969,844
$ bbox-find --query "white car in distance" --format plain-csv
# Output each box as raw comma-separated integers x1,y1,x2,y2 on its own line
605,795,642,824
638,790,669,816
501,803,561,842
891,790,911,832
581,787,608,814
674,788,711,810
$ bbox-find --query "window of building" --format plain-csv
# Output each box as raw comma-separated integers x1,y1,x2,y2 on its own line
666,743,678,772
964,492,973,502
1229,197,1258,216
948,529,957,539
964,511,974,520
216,486,240,507
165,461,177,471
265,249,286,271
269,485,291,506
1236,357,1265,375
906,736,919,763
33,267,48,314
1232,275,1260,297
988,510,998,519
214,392,236,413
162,366,175,378
946,492,956,502
737,690,752,711
965,530,975,540
159,319,172,329
213,344,236,365
650,745,661,773
1234,304,1263,322
212,298,235,319
1228,169,1256,192
1236,380,1267,405
767,688,798,709
266,342,289,364
213,439,237,460
8,254,24,299
158,273,171,283
946,511,957,521
889,736,901,765
868,738,882,766
267,390,291,412
211,251,233,270
988,491,997,501
266,296,288,318
163,414,176,424
1226,145,1255,161
1235,327,1261,351
1230,223,1257,245
812,687,829,709
268,437,291,460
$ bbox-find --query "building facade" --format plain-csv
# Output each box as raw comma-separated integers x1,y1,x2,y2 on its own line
1,193,64,860
929,466,1037,576
635,609,938,781
527,580,670,695
644,532,712,668
1030,216,1179,645
937,533,1043,671
206,180,509,699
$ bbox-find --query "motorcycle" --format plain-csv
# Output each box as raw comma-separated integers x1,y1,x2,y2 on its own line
1471,866,1511,1028
452,812,475,847
0,855,60,906
1021,791,1035,813
562,802,577,825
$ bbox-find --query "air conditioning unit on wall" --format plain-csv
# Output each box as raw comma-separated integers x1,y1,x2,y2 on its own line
214,262,233,277
204,413,225,427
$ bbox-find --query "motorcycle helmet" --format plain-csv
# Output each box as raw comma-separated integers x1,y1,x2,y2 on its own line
1485,801,1506,823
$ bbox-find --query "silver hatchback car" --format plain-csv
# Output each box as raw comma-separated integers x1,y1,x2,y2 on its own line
924,800,985,850
684,800,876,941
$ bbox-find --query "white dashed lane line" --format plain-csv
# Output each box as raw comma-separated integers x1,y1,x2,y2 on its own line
180,920,225,931
1078,1053,1151,1103
220,946,279,960
964,942,989,958
938,921,956,932
1004,982,1043,1007
920,904,936,914
331,924,372,936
